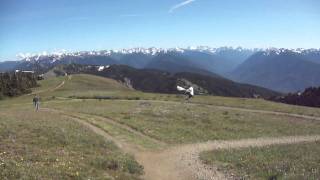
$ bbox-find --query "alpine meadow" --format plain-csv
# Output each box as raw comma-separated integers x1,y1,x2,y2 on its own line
1,0,320,180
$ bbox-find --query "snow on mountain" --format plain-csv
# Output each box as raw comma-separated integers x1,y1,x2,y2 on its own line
16,47,320,63
262,48,320,56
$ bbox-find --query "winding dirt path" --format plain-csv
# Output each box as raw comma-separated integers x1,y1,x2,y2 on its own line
49,80,65,92
36,79,320,180
43,108,166,147
41,108,320,180
117,99,320,122
210,105,320,121
25,76,68,96
163,135,320,180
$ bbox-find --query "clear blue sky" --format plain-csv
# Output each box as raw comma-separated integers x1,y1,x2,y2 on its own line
0,0,319,61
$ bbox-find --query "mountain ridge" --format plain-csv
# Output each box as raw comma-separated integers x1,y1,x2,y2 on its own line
230,50,320,92
52,64,280,98
2,47,320,93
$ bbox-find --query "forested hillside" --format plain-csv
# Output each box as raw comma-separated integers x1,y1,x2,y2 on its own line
55,64,280,98
271,87,320,108
0,72,38,98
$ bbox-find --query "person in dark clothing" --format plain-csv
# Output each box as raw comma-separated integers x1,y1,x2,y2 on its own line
33,95,40,111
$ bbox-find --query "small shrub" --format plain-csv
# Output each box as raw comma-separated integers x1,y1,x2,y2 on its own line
106,159,119,171
122,156,144,175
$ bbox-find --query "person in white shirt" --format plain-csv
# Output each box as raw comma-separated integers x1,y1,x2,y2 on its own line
177,86,194,101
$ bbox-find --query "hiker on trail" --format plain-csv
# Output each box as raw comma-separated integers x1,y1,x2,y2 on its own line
177,86,194,101
33,95,40,111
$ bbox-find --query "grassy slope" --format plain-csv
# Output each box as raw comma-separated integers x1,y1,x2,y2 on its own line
48,100,320,144
33,76,66,93
2,74,320,179
3,74,320,118
200,141,320,180
0,76,67,106
41,74,164,102
0,76,144,179
17,74,320,145
30,74,320,117
192,96,320,117
3,74,320,145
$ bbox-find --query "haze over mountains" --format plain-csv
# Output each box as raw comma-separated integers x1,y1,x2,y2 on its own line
230,49,320,92
52,64,279,98
1,46,320,93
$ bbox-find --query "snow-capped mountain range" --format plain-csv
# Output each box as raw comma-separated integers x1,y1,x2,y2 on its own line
16,47,320,62
1,46,320,93
16,47,243,61
262,48,320,56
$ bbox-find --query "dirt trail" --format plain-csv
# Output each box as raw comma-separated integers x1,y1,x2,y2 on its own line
80,113,166,147
44,108,166,147
165,135,320,180
64,113,136,152
41,108,320,180
49,75,72,92
117,99,320,122
25,76,68,96
134,135,320,180
212,105,320,121
3,72,319,180
49,80,65,92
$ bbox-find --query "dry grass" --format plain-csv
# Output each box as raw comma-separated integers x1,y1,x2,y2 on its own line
200,141,320,179
0,107,143,179
47,99,320,144
1,74,320,179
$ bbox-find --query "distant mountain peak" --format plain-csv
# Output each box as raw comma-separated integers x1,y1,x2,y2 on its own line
230,47,320,93
15,47,320,62
262,48,320,56
15,46,262,62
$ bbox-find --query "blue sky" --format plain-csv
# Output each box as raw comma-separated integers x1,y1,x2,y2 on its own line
0,0,319,61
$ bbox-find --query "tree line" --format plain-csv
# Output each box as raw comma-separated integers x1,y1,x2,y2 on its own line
271,87,320,108
0,72,38,99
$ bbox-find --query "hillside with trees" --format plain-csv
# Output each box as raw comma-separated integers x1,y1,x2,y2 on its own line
0,72,38,99
53,64,280,98
271,87,320,108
